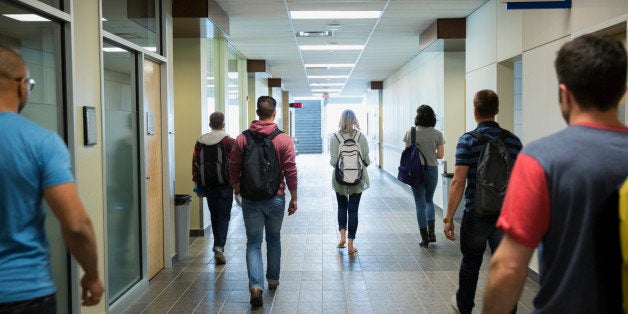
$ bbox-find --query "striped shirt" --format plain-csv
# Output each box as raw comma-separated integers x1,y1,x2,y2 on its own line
455,121,523,212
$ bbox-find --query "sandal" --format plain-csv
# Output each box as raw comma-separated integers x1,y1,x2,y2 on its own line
348,247,358,254
337,241,346,248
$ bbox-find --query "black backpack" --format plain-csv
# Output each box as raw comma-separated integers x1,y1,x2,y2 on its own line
197,139,230,188
469,129,513,216
240,129,283,201
397,127,427,187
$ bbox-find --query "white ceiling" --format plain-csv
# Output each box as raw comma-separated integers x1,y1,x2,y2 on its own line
215,0,488,103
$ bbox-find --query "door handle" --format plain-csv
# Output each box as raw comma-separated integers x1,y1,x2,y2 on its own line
146,176,151,180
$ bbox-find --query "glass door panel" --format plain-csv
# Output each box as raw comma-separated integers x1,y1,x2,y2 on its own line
103,42,142,303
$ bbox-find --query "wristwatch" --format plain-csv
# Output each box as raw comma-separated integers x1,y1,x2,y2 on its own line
443,217,453,224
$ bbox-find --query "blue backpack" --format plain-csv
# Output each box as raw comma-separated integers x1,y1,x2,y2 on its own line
397,127,427,187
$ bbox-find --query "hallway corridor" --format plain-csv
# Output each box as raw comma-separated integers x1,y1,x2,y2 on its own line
119,154,538,313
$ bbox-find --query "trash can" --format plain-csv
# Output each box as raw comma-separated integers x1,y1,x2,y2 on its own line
174,194,193,260
441,173,464,219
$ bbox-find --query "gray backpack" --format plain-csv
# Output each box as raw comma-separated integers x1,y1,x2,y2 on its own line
334,131,363,186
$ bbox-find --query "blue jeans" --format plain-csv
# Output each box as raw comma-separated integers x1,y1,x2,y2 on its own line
205,186,233,251
456,211,515,314
242,195,285,291
411,166,438,229
336,192,362,239
0,294,56,313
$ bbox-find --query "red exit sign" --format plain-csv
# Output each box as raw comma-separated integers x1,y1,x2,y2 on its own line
289,102,302,108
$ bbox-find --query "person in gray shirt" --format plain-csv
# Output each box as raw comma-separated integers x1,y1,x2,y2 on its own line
403,105,444,247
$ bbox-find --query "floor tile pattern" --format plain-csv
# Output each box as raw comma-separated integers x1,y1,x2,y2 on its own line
119,154,538,313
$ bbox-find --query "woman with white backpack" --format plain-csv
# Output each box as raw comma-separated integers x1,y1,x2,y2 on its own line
330,109,370,254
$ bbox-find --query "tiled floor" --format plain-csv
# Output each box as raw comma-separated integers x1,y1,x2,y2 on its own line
119,154,538,313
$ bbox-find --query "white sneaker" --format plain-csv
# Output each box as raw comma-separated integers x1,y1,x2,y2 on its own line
451,294,460,313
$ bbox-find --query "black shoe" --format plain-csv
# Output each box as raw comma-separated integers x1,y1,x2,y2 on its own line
214,251,226,265
268,281,279,290
420,228,430,248
428,220,436,243
250,288,263,306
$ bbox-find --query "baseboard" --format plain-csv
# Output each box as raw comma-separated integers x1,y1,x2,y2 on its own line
189,225,212,237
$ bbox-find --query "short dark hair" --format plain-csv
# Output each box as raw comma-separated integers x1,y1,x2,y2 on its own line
415,105,436,127
555,34,627,112
474,89,499,118
257,96,276,119
209,111,224,129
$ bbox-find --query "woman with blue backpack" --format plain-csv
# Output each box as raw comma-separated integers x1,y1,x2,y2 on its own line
403,105,444,247
330,109,370,254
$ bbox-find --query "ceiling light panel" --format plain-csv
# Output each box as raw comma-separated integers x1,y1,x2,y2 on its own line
304,63,354,68
3,14,50,22
290,11,381,19
299,45,364,51
308,75,349,79
310,83,345,87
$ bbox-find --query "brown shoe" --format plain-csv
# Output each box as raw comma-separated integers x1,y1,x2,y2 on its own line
268,281,279,290
250,288,263,306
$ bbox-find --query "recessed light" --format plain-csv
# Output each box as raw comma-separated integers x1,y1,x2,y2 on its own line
305,63,354,68
307,75,348,79
3,14,50,22
312,89,342,92
296,31,333,37
299,45,364,51
290,11,381,19
103,47,126,53
310,83,345,87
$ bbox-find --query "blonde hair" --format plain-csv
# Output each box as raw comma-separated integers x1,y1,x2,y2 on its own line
338,109,360,134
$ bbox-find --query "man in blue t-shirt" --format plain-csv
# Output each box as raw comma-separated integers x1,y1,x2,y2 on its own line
0,46,104,311
483,35,628,314
443,89,523,314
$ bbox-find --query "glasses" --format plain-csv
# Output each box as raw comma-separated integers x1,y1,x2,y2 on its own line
15,77,36,92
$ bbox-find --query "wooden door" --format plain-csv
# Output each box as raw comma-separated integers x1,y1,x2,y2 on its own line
144,60,164,278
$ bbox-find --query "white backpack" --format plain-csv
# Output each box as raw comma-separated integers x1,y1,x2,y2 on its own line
334,131,363,186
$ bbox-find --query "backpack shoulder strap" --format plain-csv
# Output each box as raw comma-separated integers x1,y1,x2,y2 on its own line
334,132,343,143
353,130,360,142
468,130,486,143
411,127,416,145
267,128,283,140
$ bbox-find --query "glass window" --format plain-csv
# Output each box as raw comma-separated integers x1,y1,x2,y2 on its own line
0,2,67,312
226,49,239,136
103,42,142,303
206,38,215,115
102,0,161,54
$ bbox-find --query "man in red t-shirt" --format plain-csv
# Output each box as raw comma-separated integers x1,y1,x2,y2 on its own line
483,35,628,313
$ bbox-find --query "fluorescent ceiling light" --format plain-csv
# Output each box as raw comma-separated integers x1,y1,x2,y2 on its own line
290,11,381,19
3,14,50,22
310,83,344,87
300,45,364,51
308,75,348,79
305,63,354,68
312,89,342,92
103,47,126,53
103,47,156,53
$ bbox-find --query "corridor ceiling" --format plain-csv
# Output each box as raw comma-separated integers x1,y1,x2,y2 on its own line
215,0,488,103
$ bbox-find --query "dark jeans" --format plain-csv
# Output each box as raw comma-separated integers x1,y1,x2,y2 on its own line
205,186,233,251
0,294,56,314
336,192,362,239
456,211,515,314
